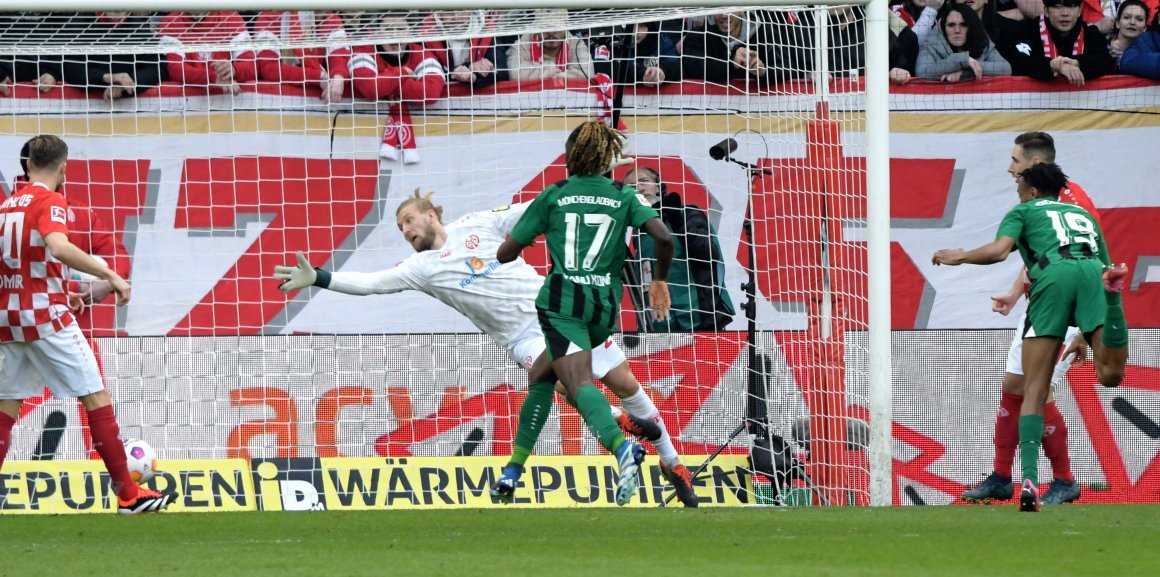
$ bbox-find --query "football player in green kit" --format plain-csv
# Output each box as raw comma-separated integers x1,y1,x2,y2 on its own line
933,162,1128,512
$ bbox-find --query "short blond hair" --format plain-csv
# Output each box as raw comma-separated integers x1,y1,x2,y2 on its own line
396,188,444,222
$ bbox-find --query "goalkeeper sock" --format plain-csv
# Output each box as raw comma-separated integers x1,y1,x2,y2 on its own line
1042,402,1073,483
992,391,1023,479
509,382,555,469
620,388,679,468
1103,292,1128,348
0,411,14,470
88,405,138,502
1018,414,1045,485
574,385,626,454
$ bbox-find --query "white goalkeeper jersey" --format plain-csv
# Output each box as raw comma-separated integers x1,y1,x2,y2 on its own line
326,202,542,348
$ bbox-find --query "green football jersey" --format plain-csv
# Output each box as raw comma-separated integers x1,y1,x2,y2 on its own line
510,175,659,329
996,197,1110,281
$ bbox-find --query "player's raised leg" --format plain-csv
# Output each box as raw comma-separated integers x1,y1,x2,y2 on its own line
1091,264,1130,388
600,360,698,507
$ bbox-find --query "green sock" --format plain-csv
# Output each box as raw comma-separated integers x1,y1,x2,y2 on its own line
509,382,555,468
1019,415,1045,484
1103,292,1128,348
574,385,626,453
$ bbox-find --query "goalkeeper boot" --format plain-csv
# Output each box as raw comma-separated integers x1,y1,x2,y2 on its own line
659,461,699,508
614,440,647,506
118,486,178,515
615,409,662,442
489,465,522,505
1103,263,1129,293
960,472,1014,503
1041,478,1081,505
1018,479,1041,512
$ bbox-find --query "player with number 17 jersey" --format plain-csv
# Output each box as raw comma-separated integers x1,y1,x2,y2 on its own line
509,178,658,335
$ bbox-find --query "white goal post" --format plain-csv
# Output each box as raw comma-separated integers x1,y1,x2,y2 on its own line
1,1,891,509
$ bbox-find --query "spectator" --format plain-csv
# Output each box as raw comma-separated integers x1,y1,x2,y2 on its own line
419,10,508,90
507,9,593,81
999,0,1113,85
590,20,682,87
62,13,166,100
0,13,65,95
961,0,1026,50
1121,3,1160,77
889,9,921,84
348,12,445,164
917,4,1011,81
159,12,258,95
1109,0,1150,65
891,0,941,45
252,11,350,103
624,166,735,332
681,10,808,86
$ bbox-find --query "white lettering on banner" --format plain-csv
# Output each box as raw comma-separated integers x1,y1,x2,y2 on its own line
563,273,612,286
557,195,621,208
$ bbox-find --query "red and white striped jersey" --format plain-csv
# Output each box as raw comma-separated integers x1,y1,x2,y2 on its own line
0,182,74,342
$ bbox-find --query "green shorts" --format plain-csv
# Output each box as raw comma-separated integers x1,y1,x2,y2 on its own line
537,309,614,361
1025,259,1106,339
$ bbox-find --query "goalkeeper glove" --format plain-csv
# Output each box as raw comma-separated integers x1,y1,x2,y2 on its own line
274,251,319,294
605,130,634,174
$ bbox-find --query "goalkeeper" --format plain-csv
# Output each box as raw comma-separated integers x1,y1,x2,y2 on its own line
932,162,1128,512
497,120,674,507
273,189,699,507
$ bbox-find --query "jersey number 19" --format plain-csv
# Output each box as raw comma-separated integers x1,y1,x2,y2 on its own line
1046,210,1098,255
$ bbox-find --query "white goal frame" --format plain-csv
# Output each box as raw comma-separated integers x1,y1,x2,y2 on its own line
24,0,892,507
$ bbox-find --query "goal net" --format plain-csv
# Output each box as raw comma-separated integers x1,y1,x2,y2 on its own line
0,5,886,511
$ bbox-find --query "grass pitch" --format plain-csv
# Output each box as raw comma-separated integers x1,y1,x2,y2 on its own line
1,505,1157,577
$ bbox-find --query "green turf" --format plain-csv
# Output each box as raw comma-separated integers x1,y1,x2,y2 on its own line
1,506,1157,577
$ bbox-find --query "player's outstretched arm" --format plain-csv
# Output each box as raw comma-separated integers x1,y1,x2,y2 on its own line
991,267,1027,316
642,217,673,320
273,251,319,293
497,237,527,264
932,236,1015,266
44,231,130,306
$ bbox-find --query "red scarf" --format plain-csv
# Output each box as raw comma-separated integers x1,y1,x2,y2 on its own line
891,4,916,28
1039,14,1084,59
529,34,571,71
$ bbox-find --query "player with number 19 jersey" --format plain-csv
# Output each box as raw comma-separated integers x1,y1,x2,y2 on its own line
510,177,657,334
997,197,1110,339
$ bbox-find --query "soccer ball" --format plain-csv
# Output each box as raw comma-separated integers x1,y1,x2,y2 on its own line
123,438,159,483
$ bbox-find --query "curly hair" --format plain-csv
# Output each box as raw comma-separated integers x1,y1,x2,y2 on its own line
395,187,444,222
565,120,623,176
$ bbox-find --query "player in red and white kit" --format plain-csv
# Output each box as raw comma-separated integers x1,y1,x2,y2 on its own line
962,132,1098,506
252,11,351,103
348,12,446,164
0,135,175,515
159,11,257,95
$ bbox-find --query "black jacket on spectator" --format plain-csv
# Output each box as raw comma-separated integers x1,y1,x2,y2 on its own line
590,21,682,83
892,26,919,74
62,14,166,95
796,8,868,77
999,18,1113,81
0,13,66,83
681,11,808,86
